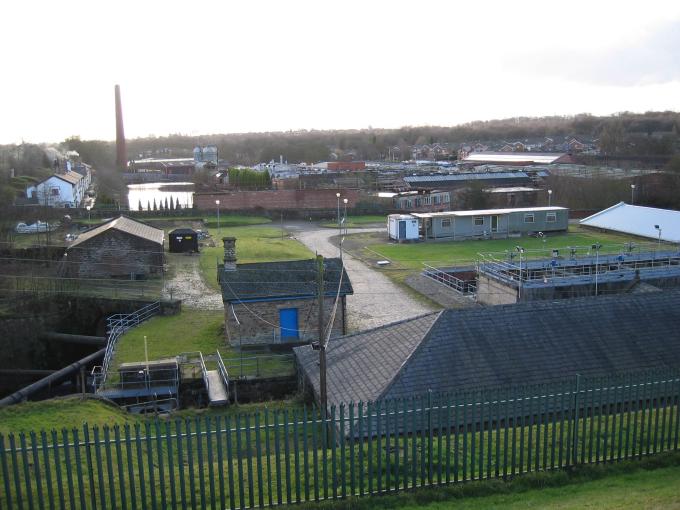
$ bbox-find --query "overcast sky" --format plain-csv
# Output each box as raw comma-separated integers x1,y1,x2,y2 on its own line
2,0,679,144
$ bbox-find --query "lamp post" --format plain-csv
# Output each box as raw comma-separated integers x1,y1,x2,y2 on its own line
215,199,221,238
592,243,601,296
547,189,552,207
343,198,348,236
336,192,341,253
654,224,662,250
631,184,636,204
515,246,524,300
86,205,91,222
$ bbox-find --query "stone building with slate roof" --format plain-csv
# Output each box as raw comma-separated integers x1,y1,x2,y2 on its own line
295,290,680,411
64,216,164,279
219,238,353,347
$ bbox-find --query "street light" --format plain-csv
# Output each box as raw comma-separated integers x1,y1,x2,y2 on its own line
515,246,524,300
654,225,662,250
631,184,636,204
592,243,601,296
336,192,341,251
343,198,348,236
547,189,553,207
86,205,91,222
215,199,221,238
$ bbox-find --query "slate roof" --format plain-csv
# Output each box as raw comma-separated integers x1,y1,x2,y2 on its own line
404,172,530,184
295,290,680,408
69,216,165,248
220,257,353,302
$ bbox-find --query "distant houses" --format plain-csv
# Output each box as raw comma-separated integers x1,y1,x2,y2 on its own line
26,169,91,207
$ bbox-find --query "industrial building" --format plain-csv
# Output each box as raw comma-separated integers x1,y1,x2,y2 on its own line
580,202,680,243
408,206,568,241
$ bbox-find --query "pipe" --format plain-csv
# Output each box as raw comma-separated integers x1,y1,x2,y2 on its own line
41,332,107,347
0,369,57,377
0,348,105,407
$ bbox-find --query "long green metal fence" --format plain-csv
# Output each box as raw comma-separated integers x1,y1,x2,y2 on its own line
2,370,680,509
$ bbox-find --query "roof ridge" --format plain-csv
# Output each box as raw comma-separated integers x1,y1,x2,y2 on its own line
328,311,441,345
375,310,445,401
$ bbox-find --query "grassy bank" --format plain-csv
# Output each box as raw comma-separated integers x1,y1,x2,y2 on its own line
199,225,313,291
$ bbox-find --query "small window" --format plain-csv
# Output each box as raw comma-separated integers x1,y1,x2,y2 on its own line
441,218,452,228
443,194,450,203
51,188,60,196
524,213,535,223
473,216,484,226
406,199,412,208
433,196,441,204
424,196,431,205
546,212,557,223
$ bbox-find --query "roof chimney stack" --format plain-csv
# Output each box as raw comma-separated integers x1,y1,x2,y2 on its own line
223,237,237,271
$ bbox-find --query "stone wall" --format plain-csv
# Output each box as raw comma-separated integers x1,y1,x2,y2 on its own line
225,296,345,347
65,229,164,279
476,275,518,305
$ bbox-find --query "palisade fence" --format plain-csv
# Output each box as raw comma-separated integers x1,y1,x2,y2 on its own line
2,370,680,510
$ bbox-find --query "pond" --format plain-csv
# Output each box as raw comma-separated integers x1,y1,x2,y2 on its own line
127,182,194,211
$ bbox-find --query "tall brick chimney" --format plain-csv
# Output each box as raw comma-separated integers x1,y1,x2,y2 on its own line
114,84,127,172
223,237,237,271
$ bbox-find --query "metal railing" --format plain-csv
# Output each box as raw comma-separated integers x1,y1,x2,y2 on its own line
422,264,477,294
216,350,230,391
91,301,161,392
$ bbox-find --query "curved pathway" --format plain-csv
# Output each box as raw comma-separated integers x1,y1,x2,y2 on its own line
287,223,435,332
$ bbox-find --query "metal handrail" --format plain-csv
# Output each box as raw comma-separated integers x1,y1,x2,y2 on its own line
92,301,161,392
216,350,230,395
198,351,210,393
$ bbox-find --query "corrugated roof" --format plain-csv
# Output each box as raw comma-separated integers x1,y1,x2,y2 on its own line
220,258,353,302
295,290,680,407
69,216,165,248
580,202,680,243
412,206,567,218
404,172,530,183
463,152,566,164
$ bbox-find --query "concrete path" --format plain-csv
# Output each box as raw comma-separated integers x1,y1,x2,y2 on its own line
163,251,223,310
206,370,228,405
287,223,436,332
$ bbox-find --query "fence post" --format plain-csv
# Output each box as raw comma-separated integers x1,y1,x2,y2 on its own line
572,374,581,466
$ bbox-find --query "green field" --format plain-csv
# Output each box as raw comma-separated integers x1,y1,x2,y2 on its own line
361,226,645,271
199,225,313,291
320,215,386,229
108,309,294,381
397,464,680,510
111,310,225,366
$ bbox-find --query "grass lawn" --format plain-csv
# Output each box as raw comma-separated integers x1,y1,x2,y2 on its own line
397,464,680,510
0,396,300,434
361,226,644,271
320,214,386,229
111,310,225,367
199,225,313,291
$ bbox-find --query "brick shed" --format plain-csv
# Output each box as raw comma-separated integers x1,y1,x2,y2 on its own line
219,237,353,347
64,216,165,279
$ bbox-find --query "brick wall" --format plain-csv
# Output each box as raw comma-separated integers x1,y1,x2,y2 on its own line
195,189,362,211
65,230,164,279
225,296,345,347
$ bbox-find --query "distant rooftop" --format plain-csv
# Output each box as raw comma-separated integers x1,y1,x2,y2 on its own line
463,152,567,164
580,202,680,243
412,206,566,218
404,172,530,183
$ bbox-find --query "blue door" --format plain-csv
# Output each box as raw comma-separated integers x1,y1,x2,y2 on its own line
398,220,406,239
279,308,299,341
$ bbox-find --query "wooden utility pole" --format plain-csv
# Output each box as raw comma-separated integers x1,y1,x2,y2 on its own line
317,254,327,414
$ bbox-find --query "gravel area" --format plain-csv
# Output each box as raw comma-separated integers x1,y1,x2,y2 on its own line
163,249,223,310
287,223,436,332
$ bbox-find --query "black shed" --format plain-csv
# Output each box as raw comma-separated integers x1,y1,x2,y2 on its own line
169,228,199,253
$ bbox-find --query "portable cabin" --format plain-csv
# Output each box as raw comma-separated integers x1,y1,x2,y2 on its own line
413,206,569,241
169,228,199,253
387,214,420,241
